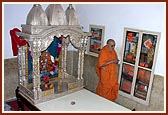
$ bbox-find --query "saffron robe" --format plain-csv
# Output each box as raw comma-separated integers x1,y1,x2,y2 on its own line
96,45,119,101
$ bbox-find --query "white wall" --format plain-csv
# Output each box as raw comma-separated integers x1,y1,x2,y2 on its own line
3,3,165,76
3,4,45,59
76,3,166,76
3,3,68,58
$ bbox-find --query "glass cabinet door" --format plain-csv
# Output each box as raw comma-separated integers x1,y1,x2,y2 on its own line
120,64,135,94
134,68,151,100
119,27,160,106
138,33,157,69
123,31,139,64
119,30,139,94
134,33,158,100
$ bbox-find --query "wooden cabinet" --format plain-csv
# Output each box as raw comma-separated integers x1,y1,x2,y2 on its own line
118,27,161,106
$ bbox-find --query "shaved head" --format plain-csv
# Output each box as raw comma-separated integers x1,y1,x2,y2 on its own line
107,39,115,45
106,39,116,50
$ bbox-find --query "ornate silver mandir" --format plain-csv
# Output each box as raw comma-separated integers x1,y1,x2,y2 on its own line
16,4,90,104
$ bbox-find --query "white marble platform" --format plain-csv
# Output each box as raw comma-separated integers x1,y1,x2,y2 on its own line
36,88,131,112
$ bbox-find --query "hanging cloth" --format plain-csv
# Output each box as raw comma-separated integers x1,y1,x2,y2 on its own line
10,28,27,56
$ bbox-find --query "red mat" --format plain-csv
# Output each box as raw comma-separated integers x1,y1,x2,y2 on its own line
6,99,30,111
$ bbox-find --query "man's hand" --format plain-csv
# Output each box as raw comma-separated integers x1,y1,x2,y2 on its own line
100,59,119,69
114,59,119,64
110,59,119,64
101,66,105,70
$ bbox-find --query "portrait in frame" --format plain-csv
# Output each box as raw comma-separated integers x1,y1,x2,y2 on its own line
87,24,105,57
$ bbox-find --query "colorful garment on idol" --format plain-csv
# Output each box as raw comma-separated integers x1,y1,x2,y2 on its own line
40,36,62,79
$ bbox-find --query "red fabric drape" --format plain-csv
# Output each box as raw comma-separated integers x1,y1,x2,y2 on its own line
10,28,27,56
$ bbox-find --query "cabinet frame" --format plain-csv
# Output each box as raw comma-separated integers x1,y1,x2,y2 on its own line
118,27,161,106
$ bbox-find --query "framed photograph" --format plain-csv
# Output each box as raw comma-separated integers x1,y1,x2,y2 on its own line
87,24,105,57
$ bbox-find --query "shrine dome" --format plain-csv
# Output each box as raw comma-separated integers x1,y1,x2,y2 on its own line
65,4,80,25
26,4,49,25
45,4,67,25
26,4,80,26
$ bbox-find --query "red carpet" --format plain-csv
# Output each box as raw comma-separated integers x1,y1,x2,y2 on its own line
6,99,30,111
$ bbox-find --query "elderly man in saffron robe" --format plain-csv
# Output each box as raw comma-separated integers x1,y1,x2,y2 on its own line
96,39,119,101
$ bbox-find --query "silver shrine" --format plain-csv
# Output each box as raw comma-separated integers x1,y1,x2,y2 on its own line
16,4,90,104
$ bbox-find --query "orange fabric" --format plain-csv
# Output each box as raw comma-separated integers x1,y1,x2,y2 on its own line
96,45,119,101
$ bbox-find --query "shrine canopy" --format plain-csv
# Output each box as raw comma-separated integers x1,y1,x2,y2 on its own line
13,4,90,104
